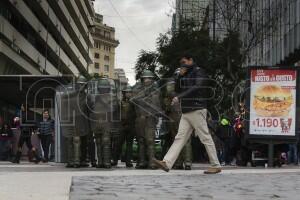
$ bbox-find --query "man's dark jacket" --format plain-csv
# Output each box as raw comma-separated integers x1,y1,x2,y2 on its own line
175,64,209,113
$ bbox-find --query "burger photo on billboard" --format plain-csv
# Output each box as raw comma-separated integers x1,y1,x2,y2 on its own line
253,85,293,117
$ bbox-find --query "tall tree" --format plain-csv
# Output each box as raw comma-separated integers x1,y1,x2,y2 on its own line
134,50,159,80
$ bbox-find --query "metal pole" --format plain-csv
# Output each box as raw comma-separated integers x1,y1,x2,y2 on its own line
268,142,274,167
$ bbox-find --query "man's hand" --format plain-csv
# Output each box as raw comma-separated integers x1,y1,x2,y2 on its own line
180,67,187,76
171,97,179,105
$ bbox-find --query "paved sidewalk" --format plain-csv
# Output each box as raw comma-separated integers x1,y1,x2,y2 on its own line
0,162,300,200
70,173,300,200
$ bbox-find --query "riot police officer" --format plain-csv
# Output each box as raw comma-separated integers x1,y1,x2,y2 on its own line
58,76,89,168
77,76,90,167
132,70,162,169
88,78,116,168
163,79,192,170
111,85,135,167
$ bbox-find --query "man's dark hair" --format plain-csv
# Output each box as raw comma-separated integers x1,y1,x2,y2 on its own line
43,109,49,114
180,53,194,61
43,109,51,120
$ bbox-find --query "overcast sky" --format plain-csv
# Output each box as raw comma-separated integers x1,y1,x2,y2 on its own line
93,0,175,85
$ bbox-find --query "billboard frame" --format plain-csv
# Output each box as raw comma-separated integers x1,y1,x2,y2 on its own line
245,65,300,142
244,66,300,167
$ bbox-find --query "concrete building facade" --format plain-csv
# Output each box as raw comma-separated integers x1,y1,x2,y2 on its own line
0,0,95,76
90,13,119,78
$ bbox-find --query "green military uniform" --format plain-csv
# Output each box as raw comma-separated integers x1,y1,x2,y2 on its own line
77,76,90,168
132,81,144,168
112,86,135,167
163,80,192,169
58,76,89,168
132,70,162,169
110,80,122,167
88,78,115,168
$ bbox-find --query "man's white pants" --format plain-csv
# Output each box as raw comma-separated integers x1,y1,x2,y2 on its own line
163,109,221,169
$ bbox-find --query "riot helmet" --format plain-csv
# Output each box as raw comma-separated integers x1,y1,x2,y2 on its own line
97,78,111,94
141,70,155,86
122,85,133,99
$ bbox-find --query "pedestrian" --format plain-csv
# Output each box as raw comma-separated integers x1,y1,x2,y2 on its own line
12,104,40,164
37,110,54,163
163,79,192,170
0,123,13,161
288,143,298,165
207,116,223,166
153,54,222,174
216,116,233,166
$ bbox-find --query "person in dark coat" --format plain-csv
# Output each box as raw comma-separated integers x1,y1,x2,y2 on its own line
37,110,55,162
0,123,13,161
12,104,40,164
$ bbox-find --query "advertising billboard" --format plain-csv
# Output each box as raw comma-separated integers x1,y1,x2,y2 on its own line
250,69,297,136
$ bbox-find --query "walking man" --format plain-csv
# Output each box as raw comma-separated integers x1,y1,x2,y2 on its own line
153,54,222,174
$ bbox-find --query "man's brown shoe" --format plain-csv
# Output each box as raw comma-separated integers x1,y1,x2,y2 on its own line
204,168,222,174
153,159,169,172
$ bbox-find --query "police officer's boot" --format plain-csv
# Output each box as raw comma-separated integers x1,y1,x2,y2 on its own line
95,137,104,168
103,132,112,169
112,135,123,167
147,144,157,169
111,145,118,166
125,138,133,168
173,159,184,169
173,151,184,170
88,135,97,167
80,136,89,167
135,140,147,169
184,138,193,170
73,136,81,168
66,138,74,168
12,151,22,164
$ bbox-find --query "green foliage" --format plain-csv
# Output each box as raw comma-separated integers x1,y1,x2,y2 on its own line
134,50,159,80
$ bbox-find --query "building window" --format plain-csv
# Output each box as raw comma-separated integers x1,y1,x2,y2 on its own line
103,45,111,52
104,31,111,39
104,65,109,72
95,42,101,49
95,63,100,69
95,53,100,59
104,55,110,61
